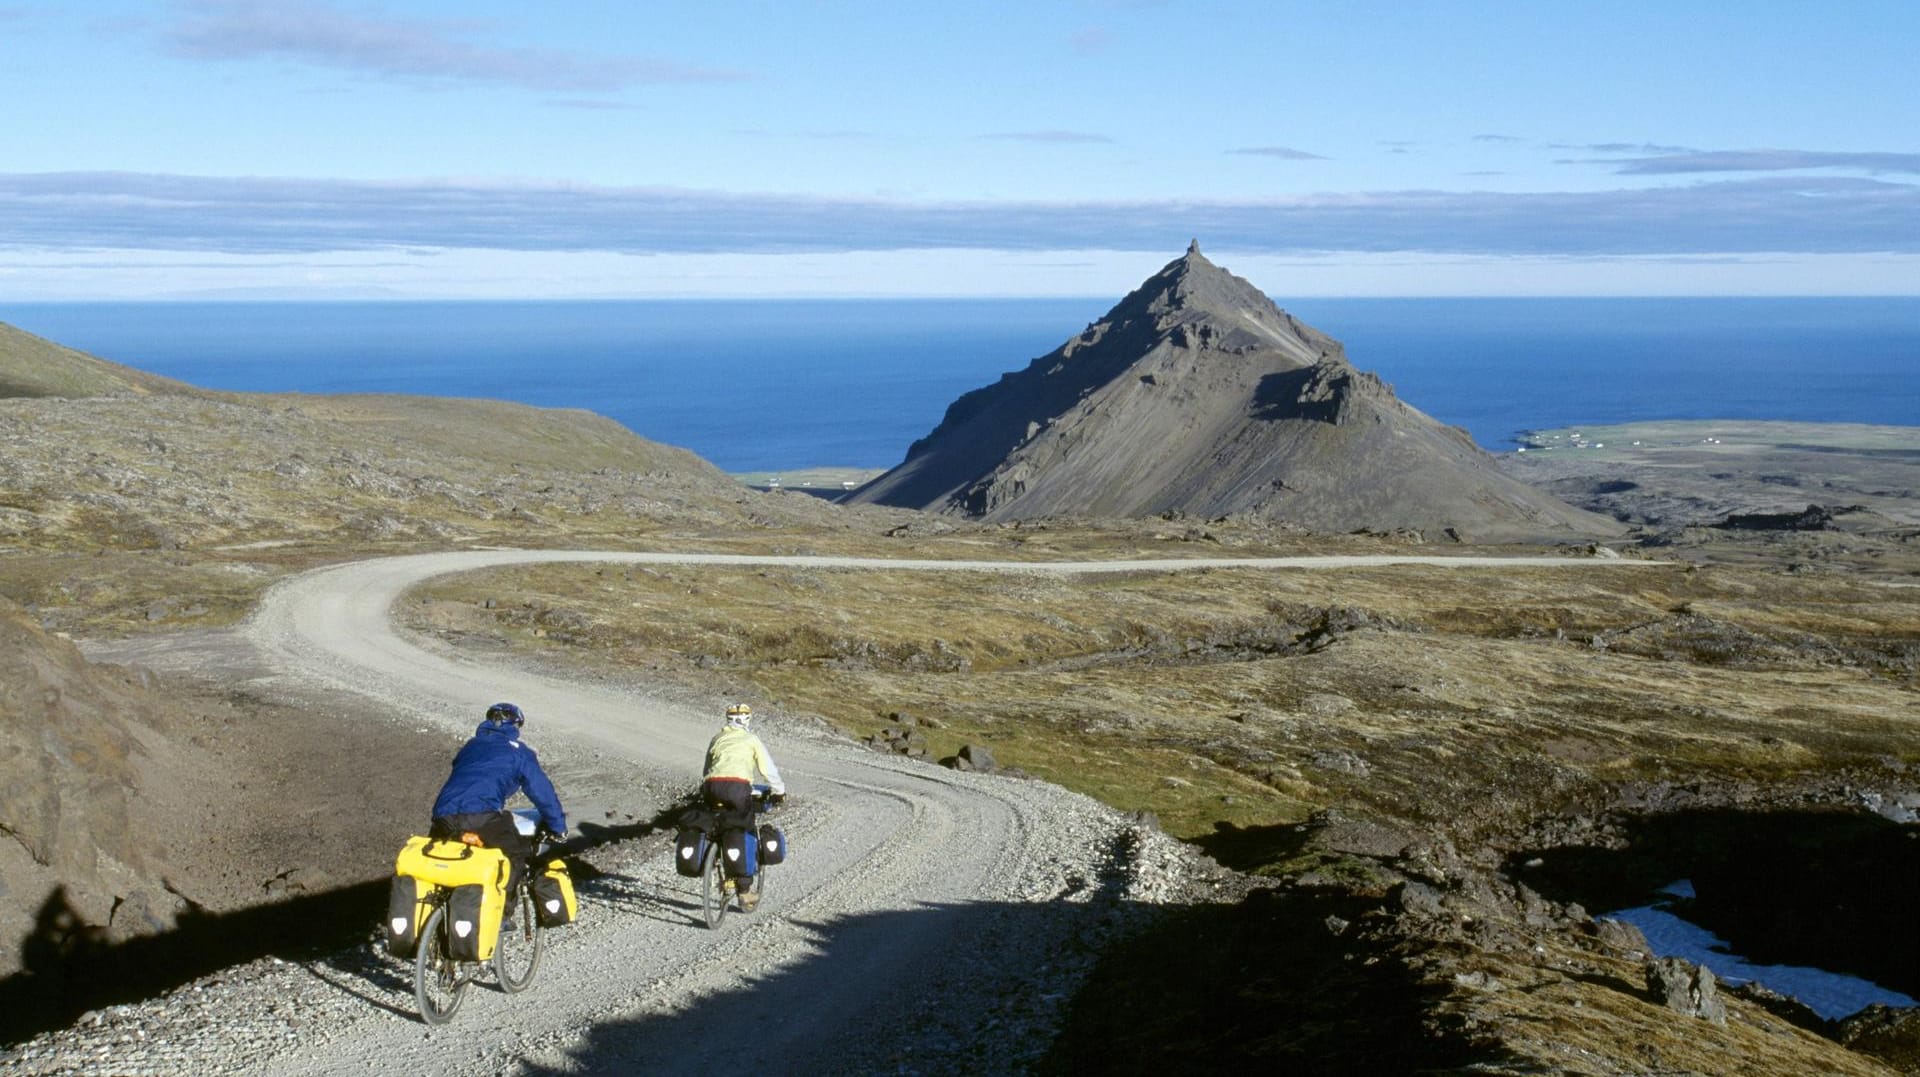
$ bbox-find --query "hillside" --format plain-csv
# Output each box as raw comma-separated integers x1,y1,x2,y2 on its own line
0,321,882,592
0,597,173,971
846,245,1621,542
0,322,900,988
0,322,201,400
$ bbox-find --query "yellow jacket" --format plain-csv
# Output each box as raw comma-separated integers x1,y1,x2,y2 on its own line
703,727,785,795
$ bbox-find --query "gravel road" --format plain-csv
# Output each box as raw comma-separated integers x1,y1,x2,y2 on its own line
2,548,1644,1075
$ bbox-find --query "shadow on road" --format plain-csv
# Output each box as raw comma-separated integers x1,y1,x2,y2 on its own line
1041,887,1473,1075
0,880,391,1046
0,804,687,1047
505,888,1470,1076
5,796,1476,1071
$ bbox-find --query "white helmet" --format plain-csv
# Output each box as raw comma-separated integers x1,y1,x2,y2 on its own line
724,703,752,729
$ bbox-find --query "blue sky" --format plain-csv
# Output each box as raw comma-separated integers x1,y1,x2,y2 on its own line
2,0,1917,298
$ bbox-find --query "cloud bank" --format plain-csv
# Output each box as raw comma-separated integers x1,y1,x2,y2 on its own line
1605,149,1920,176
164,0,743,91
4,171,1916,257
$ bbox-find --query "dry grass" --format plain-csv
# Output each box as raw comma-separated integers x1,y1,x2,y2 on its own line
405,548,1920,846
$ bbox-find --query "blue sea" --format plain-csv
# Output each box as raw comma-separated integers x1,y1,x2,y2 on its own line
3,298,1915,472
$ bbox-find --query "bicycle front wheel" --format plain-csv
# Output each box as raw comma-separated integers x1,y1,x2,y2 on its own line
414,904,472,1024
493,885,543,993
701,843,731,929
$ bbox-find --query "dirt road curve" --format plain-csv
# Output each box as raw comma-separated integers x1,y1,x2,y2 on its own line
9,548,1649,1075
251,547,1632,754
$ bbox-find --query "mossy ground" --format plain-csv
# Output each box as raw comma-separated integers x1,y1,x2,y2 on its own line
403,541,1919,849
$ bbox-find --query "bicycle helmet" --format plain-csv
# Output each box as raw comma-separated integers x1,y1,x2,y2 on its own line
486,702,526,728
724,703,752,729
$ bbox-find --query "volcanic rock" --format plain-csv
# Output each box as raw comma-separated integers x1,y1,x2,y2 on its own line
1714,504,1844,531
846,244,1620,540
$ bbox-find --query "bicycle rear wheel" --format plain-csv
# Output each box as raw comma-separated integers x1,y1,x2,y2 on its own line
701,843,731,929
493,884,543,993
414,904,471,1024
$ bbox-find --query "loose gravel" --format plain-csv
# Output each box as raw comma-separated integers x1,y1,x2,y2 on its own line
1,551,1241,1076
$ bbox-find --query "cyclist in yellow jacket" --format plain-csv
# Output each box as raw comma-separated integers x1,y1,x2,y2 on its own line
701,704,785,908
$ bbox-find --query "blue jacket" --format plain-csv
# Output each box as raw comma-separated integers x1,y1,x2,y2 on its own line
431,720,567,834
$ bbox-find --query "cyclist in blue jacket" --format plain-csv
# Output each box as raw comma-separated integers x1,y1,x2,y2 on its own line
430,702,568,906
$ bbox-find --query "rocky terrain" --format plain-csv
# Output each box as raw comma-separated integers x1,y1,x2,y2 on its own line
0,319,903,992
846,243,1621,542
1,320,1916,1073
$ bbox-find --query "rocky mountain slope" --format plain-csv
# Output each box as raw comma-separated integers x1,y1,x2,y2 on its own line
847,244,1621,542
0,598,178,973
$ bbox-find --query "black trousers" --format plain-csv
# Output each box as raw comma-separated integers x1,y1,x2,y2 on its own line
430,810,534,900
700,779,755,880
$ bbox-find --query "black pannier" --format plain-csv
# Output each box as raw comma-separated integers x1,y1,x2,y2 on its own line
386,873,427,958
444,883,490,961
757,824,788,866
719,827,758,878
674,826,710,878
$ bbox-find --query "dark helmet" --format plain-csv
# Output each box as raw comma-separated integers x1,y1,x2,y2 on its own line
486,702,526,728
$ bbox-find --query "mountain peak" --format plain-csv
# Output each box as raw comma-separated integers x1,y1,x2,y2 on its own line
846,245,1622,541
1099,242,1323,361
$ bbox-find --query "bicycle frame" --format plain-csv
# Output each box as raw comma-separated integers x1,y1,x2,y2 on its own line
411,831,552,1024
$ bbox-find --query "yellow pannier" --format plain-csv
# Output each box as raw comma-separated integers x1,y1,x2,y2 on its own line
532,858,578,927
392,836,511,961
395,835,511,888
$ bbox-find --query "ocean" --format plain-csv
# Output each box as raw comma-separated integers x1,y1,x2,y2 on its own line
3,298,1915,473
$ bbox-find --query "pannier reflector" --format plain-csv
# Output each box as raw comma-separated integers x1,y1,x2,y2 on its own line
391,917,409,935
766,839,780,853
546,899,561,913
680,846,695,858
454,920,473,938
726,848,740,861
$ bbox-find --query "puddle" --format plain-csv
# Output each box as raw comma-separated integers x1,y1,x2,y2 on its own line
1606,880,1918,1020
1511,807,1919,1009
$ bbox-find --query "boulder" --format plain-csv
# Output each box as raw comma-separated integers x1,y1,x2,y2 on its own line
1644,957,1727,1025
